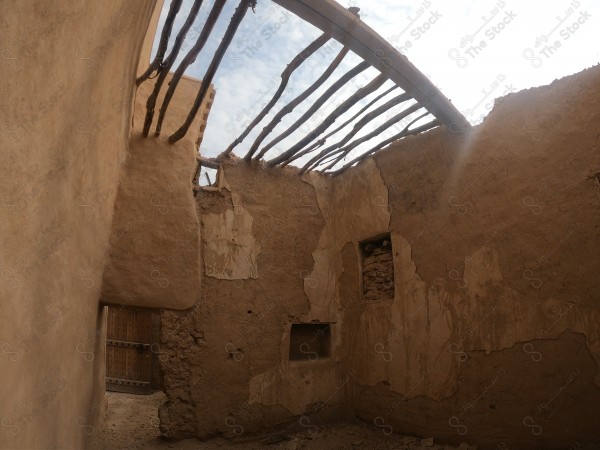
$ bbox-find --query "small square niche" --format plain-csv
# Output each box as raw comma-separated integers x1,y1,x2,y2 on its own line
289,323,331,362
359,233,394,301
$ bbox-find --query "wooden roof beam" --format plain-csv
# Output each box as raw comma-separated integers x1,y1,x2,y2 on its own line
271,0,470,131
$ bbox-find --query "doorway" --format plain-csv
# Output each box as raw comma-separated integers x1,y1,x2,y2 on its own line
105,306,161,394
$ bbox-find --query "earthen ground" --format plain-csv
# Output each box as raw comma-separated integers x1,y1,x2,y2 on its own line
92,392,467,450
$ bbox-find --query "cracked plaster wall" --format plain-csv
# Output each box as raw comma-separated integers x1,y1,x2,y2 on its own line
332,65,600,449
159,65,600,449
159,163,344,439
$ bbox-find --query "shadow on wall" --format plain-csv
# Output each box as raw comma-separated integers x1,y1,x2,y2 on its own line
0,1,161,449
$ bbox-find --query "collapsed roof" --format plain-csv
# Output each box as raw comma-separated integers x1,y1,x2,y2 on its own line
138,0,469,175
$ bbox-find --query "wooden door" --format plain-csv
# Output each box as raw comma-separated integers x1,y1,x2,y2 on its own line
105,306,161,394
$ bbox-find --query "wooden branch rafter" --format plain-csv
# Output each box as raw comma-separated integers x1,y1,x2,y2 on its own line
141,0,205,137
238,46,350,161
136,0,184,87
251,60,370,161
136,0,468,178
155,0,226,136
296,91,411,170
280,84,398,167
301,102,425,173
267,72,388,166
222,32,332,157
328,115,439,175
169,0,251,143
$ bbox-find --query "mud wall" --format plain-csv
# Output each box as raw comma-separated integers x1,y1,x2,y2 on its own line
0,1,156,448
158,163,361,438
330,65,600,449
160,66,600,448
101,73,204,310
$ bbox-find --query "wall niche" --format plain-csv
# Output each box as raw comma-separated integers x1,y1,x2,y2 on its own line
289,323,331,362
359,233,394,301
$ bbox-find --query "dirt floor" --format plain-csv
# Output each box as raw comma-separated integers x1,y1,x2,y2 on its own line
91,392,471,450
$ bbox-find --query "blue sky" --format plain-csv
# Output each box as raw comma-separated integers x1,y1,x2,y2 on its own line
151,0,600,174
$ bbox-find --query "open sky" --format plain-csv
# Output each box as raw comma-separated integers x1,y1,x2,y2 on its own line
151,0,600,174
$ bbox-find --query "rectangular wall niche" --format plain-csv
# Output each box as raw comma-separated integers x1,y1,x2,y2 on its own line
360,233,395,301
289,323,331,362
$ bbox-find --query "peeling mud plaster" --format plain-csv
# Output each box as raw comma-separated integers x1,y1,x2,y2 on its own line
248,362,340,416
303,155,600,401
161,162,331,438
352,235,600,401
247,317,343,416
239,159,390,424
302,159,391,320
353,233,456,399
362,66,600,416
160,66,600,447
464,246,504,297
202,193,261,280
